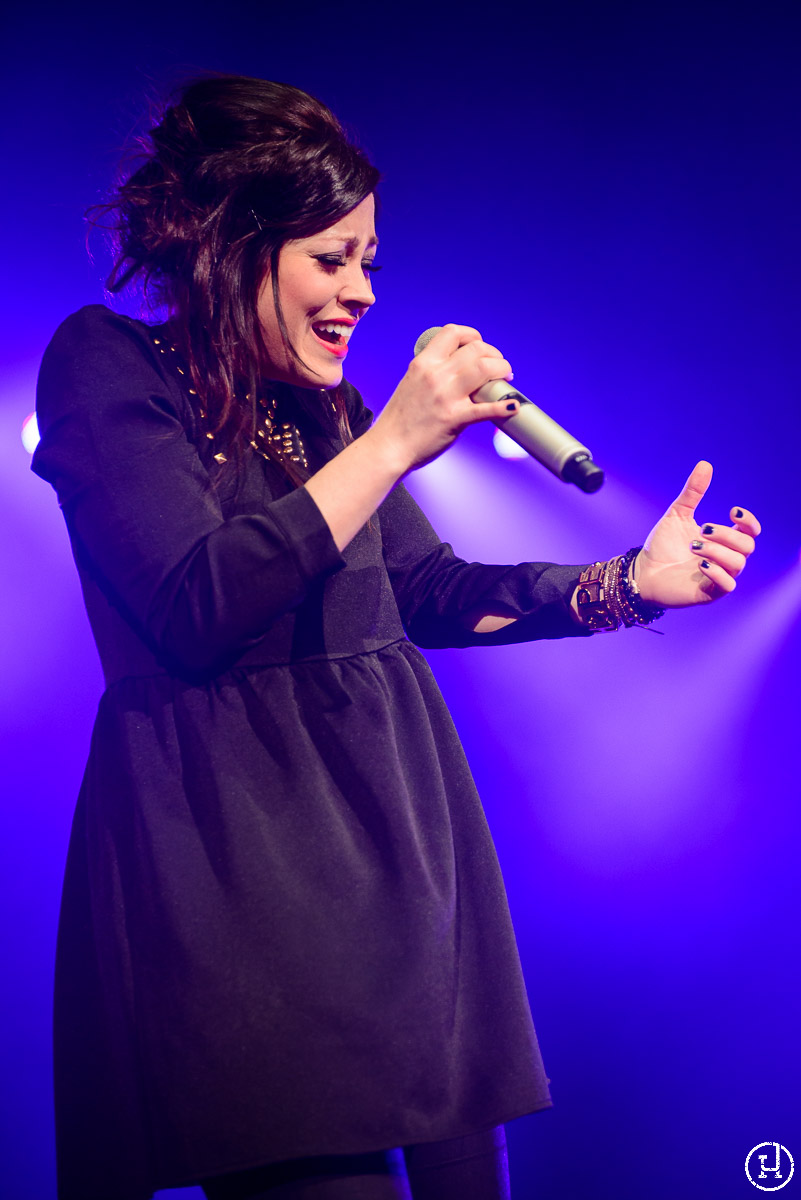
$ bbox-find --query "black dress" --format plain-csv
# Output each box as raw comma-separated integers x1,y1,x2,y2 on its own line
33,306,592,1200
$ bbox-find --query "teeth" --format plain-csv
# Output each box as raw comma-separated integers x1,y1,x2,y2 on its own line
315,322,354,342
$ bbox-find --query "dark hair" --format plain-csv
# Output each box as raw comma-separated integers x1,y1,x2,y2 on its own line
93,74,380,475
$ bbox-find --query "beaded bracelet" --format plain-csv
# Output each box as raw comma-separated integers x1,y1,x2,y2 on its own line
576,547,665,632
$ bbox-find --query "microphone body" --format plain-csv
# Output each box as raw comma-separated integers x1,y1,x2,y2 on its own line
413,327,604,493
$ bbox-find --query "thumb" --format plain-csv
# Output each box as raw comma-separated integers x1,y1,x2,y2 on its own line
671,460,713,517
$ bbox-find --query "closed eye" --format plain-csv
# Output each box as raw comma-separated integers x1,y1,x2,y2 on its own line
314,254,382,276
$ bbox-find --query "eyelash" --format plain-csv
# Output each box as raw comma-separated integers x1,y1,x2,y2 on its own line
314,255,382,275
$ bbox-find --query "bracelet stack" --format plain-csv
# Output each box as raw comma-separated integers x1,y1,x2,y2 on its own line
576,546,665,632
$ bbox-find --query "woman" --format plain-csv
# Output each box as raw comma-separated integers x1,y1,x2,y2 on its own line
33,75,759,1200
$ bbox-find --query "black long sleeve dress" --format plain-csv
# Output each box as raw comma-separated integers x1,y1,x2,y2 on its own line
33,305,592,1200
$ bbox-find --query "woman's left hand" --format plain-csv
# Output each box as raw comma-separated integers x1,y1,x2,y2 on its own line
636,461,761,608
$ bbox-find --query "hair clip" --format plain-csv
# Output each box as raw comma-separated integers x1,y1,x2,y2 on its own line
250,208,265,232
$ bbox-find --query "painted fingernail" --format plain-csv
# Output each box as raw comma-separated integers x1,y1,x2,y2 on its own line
702,524,714,535
506,401,518,412
506,372,515,382
734,508,744,519
701,559,711,569
691,539,704,550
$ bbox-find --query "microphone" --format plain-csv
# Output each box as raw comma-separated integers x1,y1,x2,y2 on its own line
413,327,604,493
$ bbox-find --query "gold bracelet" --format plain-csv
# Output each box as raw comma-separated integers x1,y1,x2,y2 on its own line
576,559,620,631
576,550,665,632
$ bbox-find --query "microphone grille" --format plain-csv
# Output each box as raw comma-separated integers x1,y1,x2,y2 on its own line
413,326,442,357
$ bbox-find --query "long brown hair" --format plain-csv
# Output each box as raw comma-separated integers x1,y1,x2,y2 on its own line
92,74,380,475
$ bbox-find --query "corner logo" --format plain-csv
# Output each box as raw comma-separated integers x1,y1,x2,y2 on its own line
745,1143,794,1191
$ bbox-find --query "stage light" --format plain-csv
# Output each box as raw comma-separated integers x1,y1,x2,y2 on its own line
21,413,39,454
492,429,529,459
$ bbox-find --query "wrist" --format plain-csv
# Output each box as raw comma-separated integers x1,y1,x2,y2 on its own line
633,549,658,606
360,423,414,481
574,547,665,632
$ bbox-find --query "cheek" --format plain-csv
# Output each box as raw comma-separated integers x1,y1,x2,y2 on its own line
258,259,327,343
279,260,333,320
286,286,323,324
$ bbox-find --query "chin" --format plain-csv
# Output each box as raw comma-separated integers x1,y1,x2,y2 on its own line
295,366,344,391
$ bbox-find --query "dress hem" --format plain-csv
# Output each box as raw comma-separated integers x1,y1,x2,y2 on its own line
154,1100,555,1195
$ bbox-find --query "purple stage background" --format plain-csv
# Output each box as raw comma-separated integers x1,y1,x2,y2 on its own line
2,4,798,1198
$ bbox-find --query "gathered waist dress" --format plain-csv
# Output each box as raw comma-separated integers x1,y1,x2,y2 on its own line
33,305,591,1200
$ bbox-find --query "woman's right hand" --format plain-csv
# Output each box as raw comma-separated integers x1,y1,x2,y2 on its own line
306,325,517,552
367,324,519,475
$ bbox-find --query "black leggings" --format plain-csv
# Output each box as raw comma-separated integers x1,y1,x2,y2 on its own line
200,1125,510,1200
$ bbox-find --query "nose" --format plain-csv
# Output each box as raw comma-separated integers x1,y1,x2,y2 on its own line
339,261,376,314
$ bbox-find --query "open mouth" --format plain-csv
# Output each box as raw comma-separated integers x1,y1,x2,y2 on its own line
312,321,354,349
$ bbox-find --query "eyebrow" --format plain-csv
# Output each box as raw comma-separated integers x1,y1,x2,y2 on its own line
314,233,379,248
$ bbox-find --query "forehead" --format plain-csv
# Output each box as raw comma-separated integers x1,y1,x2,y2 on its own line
300,195,377,247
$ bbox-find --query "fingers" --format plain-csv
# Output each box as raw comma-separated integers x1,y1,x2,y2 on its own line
452,347,514,401
409,324,514,420
689,521,757,579
671,460,713,516
384,325,520,469
419,323,485,357
731,506,762,537
695,557,737,596
463,394,521,426
670,466,761,591
415,324,510,382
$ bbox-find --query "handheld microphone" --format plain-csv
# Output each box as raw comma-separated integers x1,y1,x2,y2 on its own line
413,327,604,493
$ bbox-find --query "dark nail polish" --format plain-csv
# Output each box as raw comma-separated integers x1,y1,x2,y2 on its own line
734,508,744,519
691,540,704,550
702,524,714,535
506,402,517,412
701,559,711,569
